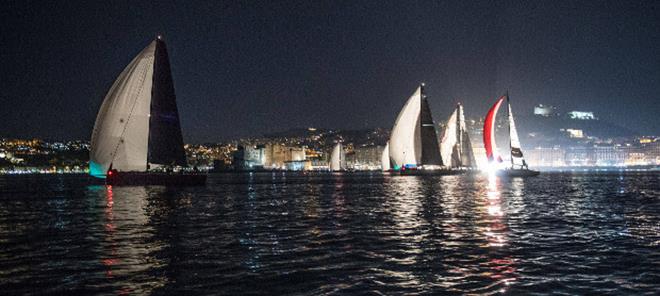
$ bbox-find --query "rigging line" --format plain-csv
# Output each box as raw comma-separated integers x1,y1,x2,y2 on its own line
109,56,153,165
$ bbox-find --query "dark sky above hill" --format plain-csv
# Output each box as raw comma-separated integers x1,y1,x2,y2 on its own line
1,0,659,142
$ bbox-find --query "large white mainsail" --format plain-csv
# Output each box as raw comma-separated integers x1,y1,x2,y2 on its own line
388,84,443,169
329,143,346,171
508,101,526,168
90,37,186,178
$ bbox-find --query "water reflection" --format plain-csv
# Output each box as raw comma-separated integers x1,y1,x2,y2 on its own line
381,176,425,288
478,175,517,291
102,185,117,278
386,177,424,238
240,176,263,272
331,174,347,220
91,185,167,294
1,173,657,295
484,174,506,247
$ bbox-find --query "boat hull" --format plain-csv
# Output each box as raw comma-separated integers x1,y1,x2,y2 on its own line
106,172,207,186
497,169,540,177
393,169,466,176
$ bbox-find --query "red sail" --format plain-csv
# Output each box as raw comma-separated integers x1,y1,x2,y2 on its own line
483,96,506,163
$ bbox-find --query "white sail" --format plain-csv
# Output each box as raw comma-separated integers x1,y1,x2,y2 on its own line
440,108,458,167
508,102,526,168
329,143,345,171
90,41,157,176
388,86,422,168
440,103,475,168
458,104,476,167
381,142,390,171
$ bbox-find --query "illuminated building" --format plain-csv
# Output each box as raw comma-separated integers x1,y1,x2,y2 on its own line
263,144,306,169
526,147,566,167
232,145,266,170
567,111,596,120
533,104,557,117
563,129,584,138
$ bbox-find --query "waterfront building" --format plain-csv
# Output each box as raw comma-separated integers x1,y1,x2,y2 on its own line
232,145,266,170
526,147,566,167
263,144,306,169
349,145,385,170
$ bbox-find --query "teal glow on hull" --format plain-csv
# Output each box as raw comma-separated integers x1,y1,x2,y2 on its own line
89,161,107,179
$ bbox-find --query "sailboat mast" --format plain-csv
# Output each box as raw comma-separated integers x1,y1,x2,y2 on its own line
507,92,513,167
420,83,425,117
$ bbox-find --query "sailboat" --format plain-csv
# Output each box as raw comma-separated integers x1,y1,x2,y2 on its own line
483,93,539,177
89,36,206,185
440,103,477,170
386,83,446,174
328,142,346,171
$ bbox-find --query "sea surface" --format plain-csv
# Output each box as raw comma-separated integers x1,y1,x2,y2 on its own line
0,172,658,295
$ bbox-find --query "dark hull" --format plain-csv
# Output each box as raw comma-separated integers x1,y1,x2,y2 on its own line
106,172,207,186
393,169,466,176
497,169,540,177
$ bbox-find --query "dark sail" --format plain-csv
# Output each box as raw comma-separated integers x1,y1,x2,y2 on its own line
461,131,477,167
419,87,443,166
147,38,187,167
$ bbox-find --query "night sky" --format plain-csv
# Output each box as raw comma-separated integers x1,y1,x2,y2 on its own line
1,0,659,142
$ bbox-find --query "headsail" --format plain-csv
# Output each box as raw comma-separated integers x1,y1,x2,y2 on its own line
388,86,423,169
507,98,526,168
440,107,458,167
483,96,506,163
90,37,187,178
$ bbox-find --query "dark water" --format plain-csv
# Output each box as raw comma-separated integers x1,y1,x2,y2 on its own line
0,172,658,295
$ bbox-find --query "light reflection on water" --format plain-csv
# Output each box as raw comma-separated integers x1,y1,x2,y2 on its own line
94,185,167,294
481,175,516,292
0,173,658,295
